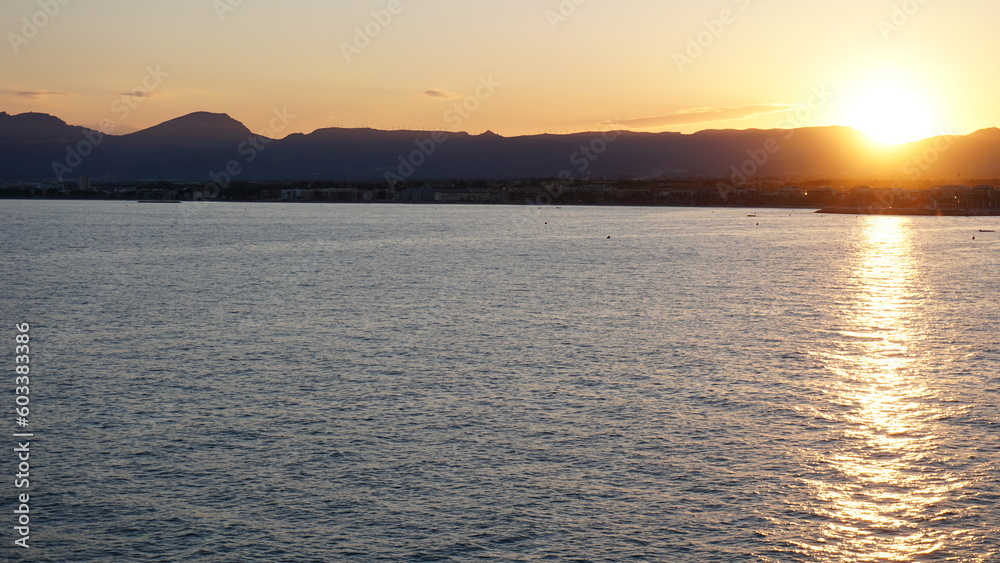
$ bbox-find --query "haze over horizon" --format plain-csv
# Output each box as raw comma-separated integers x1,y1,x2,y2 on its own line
3,0,997,145
4,3,1000,562
11,107,994,142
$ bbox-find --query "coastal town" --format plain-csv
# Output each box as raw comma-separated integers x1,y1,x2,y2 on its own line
4,177,1000,215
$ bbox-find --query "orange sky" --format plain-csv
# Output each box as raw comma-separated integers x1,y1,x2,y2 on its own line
2,0,997,143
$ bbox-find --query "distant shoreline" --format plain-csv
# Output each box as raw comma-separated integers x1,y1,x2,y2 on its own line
5,180,1000,216
816,206,1000,217
5,196,1000,217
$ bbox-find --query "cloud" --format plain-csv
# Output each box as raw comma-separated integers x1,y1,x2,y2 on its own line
120,90,163,98
423,89,461,100
9,90,70,99
608,104,800,129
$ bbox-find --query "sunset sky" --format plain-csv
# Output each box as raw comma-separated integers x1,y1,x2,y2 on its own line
2,0,997,143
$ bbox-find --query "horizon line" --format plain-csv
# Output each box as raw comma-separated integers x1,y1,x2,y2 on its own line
2,109,989,146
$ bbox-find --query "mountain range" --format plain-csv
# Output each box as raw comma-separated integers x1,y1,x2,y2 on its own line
2,111,999,184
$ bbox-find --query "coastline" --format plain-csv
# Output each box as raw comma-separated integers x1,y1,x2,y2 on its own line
816,206,1000,217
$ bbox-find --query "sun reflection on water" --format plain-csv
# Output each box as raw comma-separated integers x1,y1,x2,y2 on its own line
801,217,981,561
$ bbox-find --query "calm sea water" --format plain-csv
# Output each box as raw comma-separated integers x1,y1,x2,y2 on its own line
1,200,999,562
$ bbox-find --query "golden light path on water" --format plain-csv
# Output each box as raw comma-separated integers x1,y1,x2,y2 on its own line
802,217,981,561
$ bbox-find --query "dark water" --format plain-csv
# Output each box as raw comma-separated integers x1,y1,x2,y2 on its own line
1,201,998,562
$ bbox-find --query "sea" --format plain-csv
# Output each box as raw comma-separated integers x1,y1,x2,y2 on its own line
1,200,998,562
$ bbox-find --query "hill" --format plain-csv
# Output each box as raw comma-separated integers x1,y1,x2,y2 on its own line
1,111,996,183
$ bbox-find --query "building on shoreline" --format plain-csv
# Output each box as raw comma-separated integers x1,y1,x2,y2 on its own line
3,179,999,214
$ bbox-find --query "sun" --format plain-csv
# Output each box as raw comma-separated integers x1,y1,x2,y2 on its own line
844,85,937,145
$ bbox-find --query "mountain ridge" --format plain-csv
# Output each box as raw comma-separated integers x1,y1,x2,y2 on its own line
119,112,257,146
2,111,998,183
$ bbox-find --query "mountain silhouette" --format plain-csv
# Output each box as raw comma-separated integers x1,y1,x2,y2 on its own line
0,112,94,142
101,112,264,179
2,111,999,183
119,112,256,147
